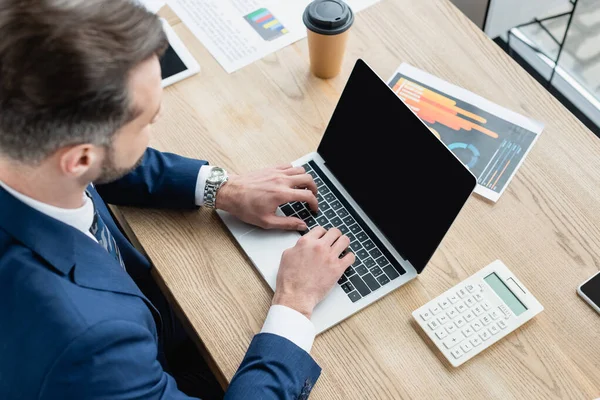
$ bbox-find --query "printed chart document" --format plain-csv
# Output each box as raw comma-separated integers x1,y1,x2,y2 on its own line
168,0,379,73
388,64,543,202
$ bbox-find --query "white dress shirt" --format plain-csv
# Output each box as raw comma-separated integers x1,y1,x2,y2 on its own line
0,170,316,353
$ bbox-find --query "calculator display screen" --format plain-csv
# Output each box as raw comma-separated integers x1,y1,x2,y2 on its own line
484,273,527,316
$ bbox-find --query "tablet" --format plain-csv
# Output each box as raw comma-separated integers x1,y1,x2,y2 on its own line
159,18,200,87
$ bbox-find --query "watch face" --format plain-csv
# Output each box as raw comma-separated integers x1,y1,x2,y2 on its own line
209,167,226,183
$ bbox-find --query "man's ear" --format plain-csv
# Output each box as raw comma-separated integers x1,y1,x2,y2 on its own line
58,144,101,178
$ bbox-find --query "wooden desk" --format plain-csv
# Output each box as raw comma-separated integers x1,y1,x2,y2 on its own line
118,0,600,398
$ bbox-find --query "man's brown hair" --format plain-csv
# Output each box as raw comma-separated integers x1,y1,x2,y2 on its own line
0,0,168,164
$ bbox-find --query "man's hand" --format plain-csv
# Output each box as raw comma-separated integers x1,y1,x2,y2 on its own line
272,227,355,319
215,165,318,231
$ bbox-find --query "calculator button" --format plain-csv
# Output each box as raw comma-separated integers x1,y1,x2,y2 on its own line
443,332,465,349
451,348,463,359
465,297,476,308
481,301,491,311
428,320,440,330
437,314,449,325
488,324,500,335
448,294,459,304
457,288,468,298
445,324,457,334
464,311,475,322
481,315,492,326
465,284,476,293
460,342,473,353
456,303,467,313
446,308,458,319
420,311,433,321
499,305,512,318
455,317,466,329
430,305,442,315
470,336,482,347
497,320,508,330
435,329,448,340
472,305,483,316
471,321,483,332
462,327,474,337
490,310,501,320
439,299,451,309
479,330,491,341
473,293,484,302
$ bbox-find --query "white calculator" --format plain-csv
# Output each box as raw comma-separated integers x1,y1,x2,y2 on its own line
412,260,543,367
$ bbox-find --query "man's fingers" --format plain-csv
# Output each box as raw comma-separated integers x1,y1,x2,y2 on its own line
283,189,318,213
304,225,327,239
289,174,318,196
339,251,356,269
331,234,351,255
275,164,294,170
321,227,343,246
282,166,306,176
266,215,307,231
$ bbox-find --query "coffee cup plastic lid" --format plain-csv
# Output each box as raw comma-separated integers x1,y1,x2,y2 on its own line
303,0,354,35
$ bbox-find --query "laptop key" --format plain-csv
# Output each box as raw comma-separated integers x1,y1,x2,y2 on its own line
342,215,356,226
362,273,381,291
298,209,311,220
341,282,354,293
371,267,384,277
336,208,349,218
316,216,328,226
356,249,369,260
369,248,382,260
280,204,295,216
376,274,390,286
362,240,375,251
356,231,368,242
348,291,362,303
305,217,317,228
375,256,388,268
339,225,349,234
292,202,304,212
355,264,369,276
330,200,342,210
338,275,348,284
349,241,362,252
383,265,400,280
314,178,324,187
308,170,318,179
323,223,333,230
330,217,343,227
345,232,356,243
324,209,336,219
320,185,331,195
364,257,376,268
349,275,371,297
344,266,356,277
301,164,311,171
349,224,361,234
324,193,335,202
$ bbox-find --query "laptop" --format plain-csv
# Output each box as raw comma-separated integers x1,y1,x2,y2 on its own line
218,59,477,333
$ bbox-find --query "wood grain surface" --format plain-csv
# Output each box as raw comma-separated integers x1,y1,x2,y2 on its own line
117,0,600,398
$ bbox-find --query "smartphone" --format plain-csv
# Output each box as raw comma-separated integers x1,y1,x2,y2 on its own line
578,271,600,314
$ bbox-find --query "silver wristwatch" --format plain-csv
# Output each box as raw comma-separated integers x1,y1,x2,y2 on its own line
203,167,228,209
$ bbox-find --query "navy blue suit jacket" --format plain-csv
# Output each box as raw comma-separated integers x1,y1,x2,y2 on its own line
0,148,320,399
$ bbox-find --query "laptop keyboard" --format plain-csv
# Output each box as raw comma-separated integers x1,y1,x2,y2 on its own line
279,160,406,303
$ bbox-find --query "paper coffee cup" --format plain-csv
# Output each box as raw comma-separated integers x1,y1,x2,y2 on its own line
303,0,354,79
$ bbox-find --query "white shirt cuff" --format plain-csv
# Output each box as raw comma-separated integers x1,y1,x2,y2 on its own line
260,305,316,353
195,165,214,206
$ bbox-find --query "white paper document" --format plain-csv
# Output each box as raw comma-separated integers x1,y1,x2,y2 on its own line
168,0,380,73
387,64,544,202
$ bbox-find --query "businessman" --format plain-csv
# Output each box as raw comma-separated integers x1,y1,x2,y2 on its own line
0,1,355,399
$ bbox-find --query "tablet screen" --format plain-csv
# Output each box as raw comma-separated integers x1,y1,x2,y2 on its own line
160,44,187,80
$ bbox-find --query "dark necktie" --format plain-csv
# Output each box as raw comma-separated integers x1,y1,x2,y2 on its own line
87,191,126,269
